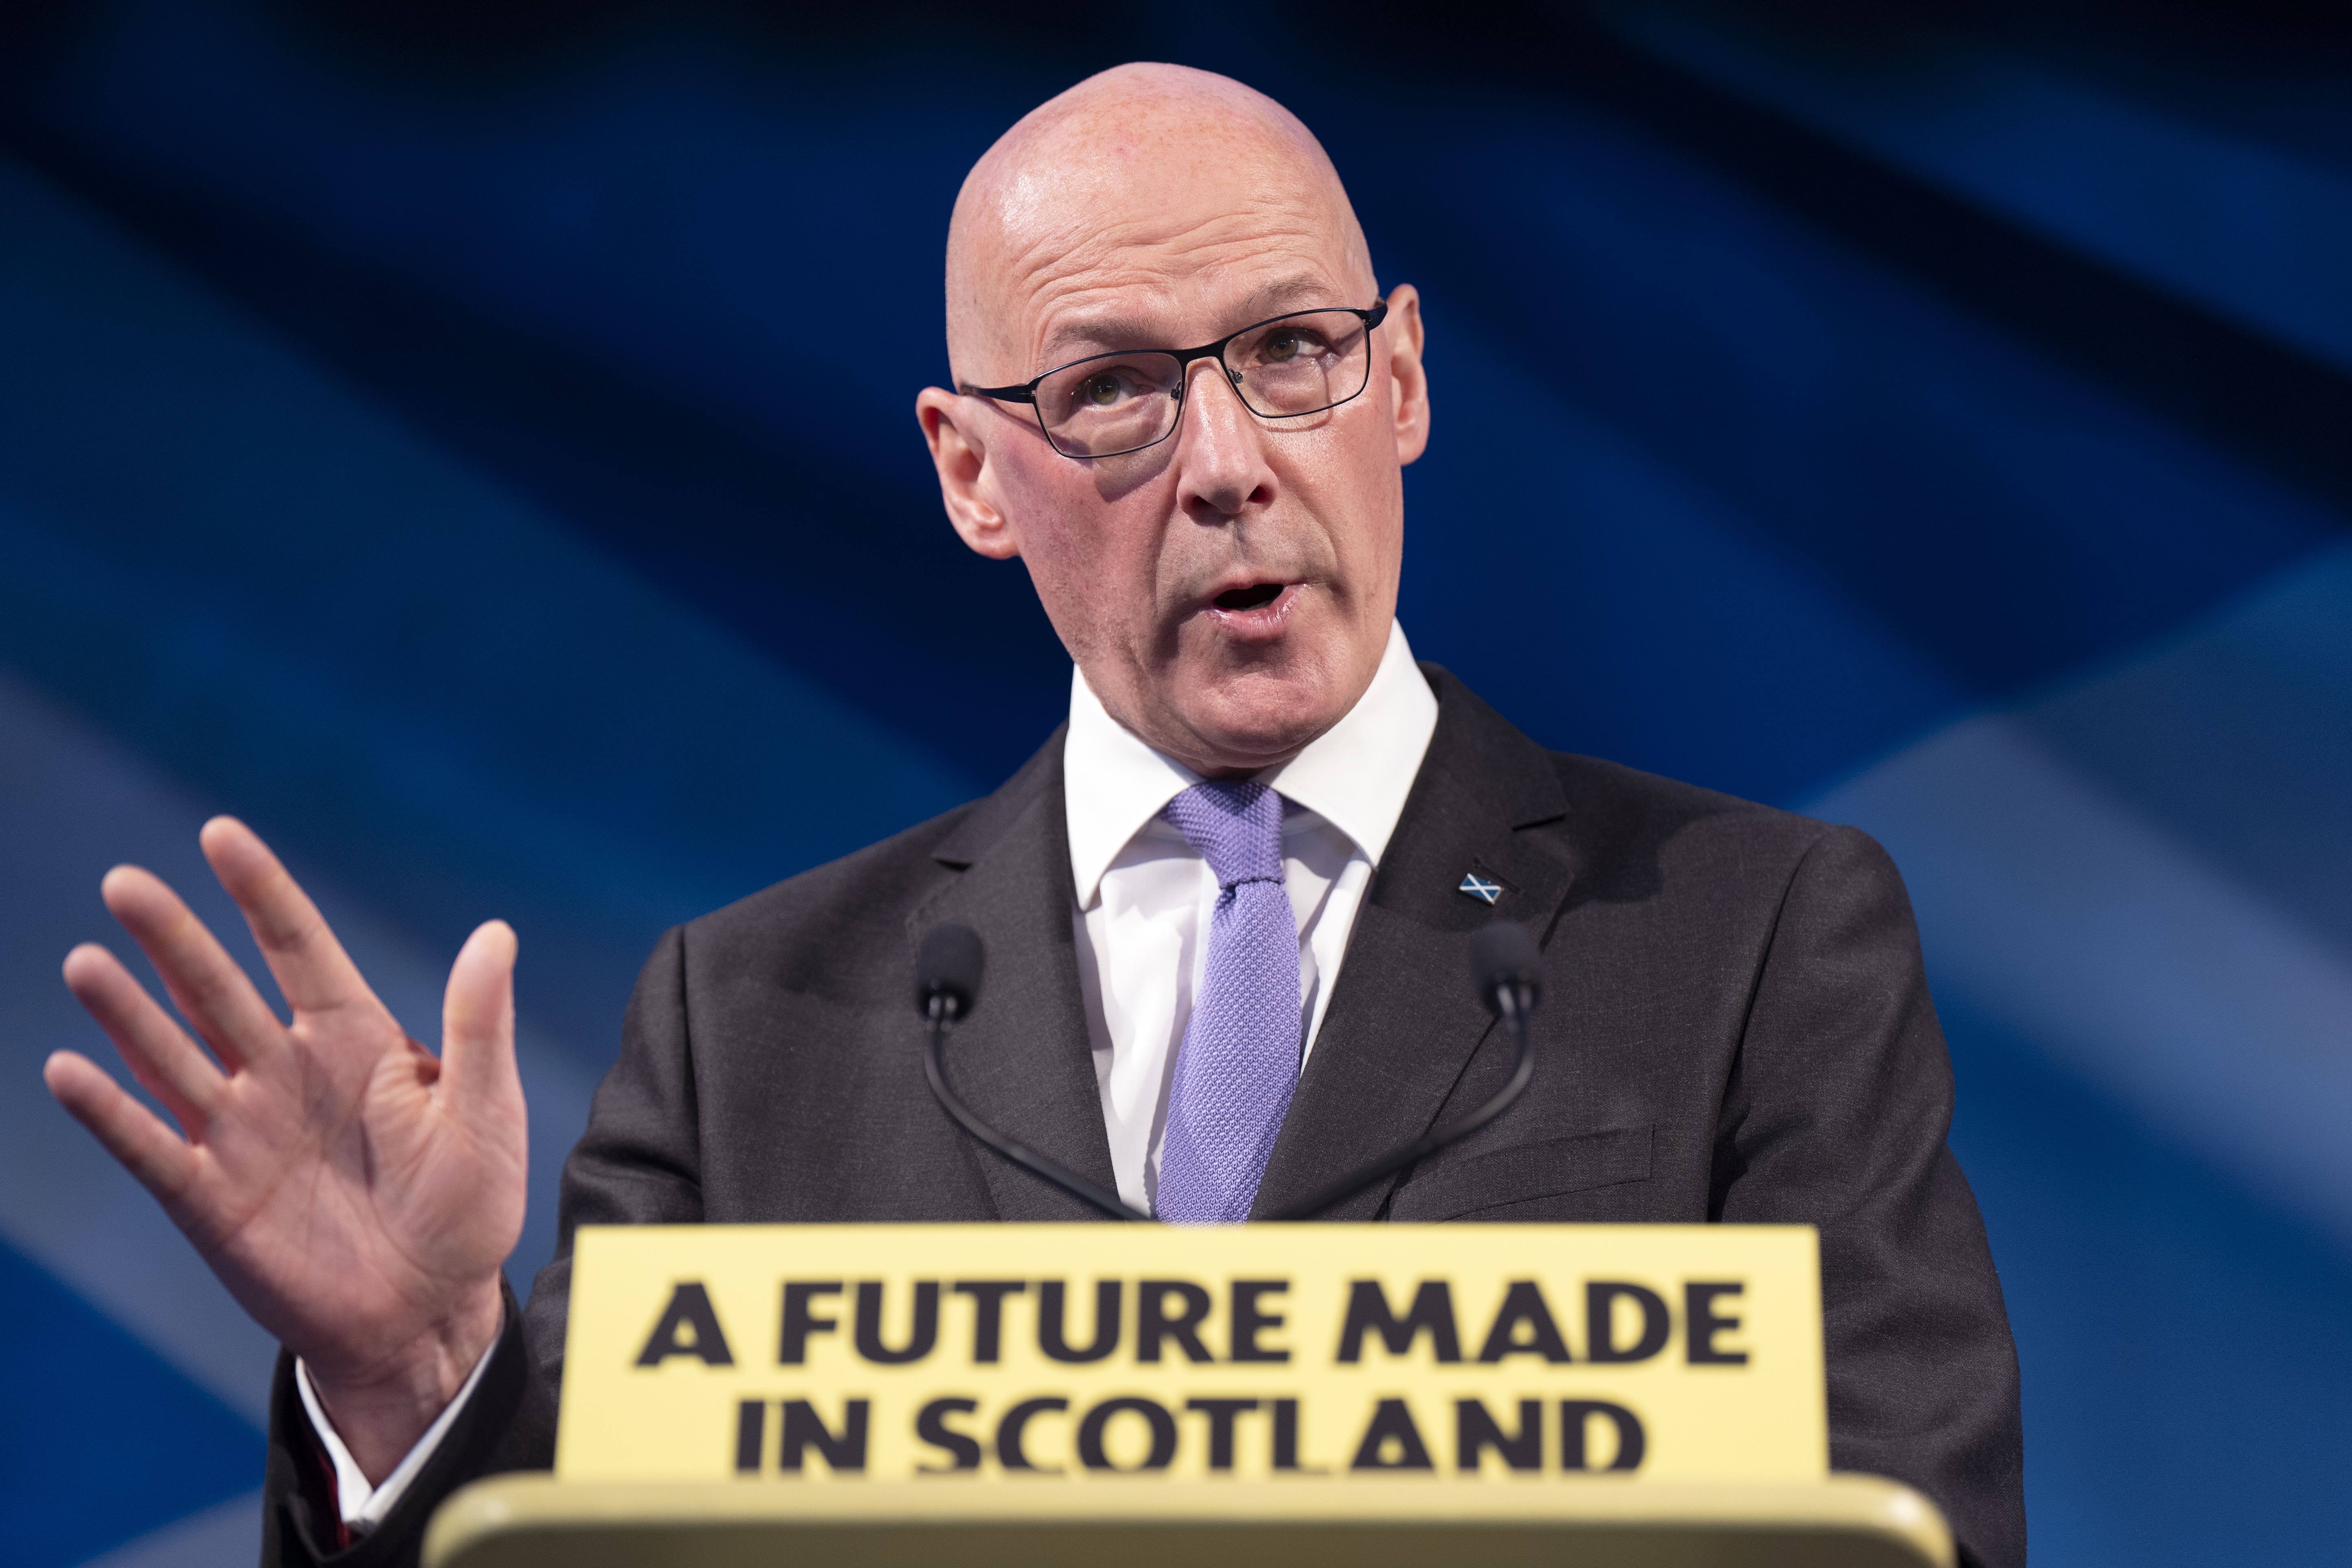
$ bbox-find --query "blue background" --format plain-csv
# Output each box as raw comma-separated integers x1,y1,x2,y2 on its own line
2,4,2348,1562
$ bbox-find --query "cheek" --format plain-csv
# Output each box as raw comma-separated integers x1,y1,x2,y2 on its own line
1292,417,1405,568
1004,462,1164,641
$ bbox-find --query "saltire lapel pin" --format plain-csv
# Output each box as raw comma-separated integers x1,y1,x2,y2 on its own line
1458,872,1503,905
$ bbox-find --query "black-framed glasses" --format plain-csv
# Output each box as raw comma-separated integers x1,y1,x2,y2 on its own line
960,300,1389,460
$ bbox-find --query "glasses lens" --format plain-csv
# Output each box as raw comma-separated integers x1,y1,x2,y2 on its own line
1033,352,1185,457
1225,311,1373,418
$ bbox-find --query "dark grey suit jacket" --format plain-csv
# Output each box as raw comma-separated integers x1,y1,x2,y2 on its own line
264,667,2025,1568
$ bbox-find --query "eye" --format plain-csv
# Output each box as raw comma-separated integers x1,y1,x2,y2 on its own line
1078,372,1126,407
1259,326,1331,364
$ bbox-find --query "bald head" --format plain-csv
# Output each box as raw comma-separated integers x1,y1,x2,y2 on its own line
945,63,1374,382
916,64,1427,779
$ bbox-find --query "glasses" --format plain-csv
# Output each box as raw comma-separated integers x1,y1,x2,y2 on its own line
960,300,1389,459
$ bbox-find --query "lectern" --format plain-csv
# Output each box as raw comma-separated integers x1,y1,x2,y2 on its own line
428,1221,1956,1567
423,1473,1953,1567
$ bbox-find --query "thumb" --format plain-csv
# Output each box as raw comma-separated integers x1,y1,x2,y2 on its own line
441,919,520,1120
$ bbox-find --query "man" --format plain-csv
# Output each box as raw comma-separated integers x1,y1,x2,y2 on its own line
41,63,2024,1568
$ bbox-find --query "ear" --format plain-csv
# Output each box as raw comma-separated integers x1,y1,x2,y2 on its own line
1379,284,1431,467
916,387,1021,560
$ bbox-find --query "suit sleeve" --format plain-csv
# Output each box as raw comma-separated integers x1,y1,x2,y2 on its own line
260,925,707,1568
1713,825,2026,1568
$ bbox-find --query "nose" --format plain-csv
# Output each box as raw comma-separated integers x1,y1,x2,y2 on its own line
1172,358,1275,522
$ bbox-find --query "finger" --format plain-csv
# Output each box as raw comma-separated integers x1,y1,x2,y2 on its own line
102,862,287,1073
441,920,521,1123
200,817,377,1019
44,1049,203,1215
62,942,227,1133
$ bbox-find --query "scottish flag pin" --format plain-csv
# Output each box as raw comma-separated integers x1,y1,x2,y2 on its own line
1459,872,1503,905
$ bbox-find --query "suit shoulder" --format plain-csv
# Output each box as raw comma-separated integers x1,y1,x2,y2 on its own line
1541,749,1868,881
679,722,1065,965
680,795,988,963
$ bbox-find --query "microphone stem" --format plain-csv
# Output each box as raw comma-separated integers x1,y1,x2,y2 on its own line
922,1003,1151,1222
921,986,1536,1225
1266,986,1537,1221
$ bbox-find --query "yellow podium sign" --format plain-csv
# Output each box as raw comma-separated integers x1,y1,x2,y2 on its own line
557,1223,1824,1486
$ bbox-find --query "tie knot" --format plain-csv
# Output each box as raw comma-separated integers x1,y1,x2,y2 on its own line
1161,780,1285,889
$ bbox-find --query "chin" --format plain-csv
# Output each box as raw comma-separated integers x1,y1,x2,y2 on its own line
1183,667,1348,766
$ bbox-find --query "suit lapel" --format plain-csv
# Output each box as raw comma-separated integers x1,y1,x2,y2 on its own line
1252,669,1581,1220
908,729,1119,1221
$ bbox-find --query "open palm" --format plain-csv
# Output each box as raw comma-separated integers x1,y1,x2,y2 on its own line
43,817,526,1476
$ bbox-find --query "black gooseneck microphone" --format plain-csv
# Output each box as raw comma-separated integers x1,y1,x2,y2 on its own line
915,925,1150,1221
1263,920,1541,1219
913,919,1542,1223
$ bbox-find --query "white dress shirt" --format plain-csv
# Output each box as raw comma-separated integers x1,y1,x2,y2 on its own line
296,1331,498,1534
304,619,1438,1520
1065,620,1440,1212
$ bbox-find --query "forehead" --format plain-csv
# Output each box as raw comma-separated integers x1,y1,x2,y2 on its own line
981,129,1364,369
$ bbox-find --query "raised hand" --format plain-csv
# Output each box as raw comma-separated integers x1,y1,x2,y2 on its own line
42,817,528,1481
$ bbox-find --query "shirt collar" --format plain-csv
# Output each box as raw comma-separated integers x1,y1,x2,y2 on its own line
1063,621,1440,909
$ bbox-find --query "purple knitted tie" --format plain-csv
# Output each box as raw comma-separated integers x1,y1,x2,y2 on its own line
1155,780,1301,1223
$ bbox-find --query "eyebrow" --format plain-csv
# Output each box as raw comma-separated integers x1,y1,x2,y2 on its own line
1036,274,1350,367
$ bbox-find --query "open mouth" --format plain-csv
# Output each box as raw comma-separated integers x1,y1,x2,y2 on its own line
1212,582,1286,612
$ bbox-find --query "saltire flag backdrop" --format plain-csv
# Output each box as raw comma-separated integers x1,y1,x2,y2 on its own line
1,4,2346,1563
